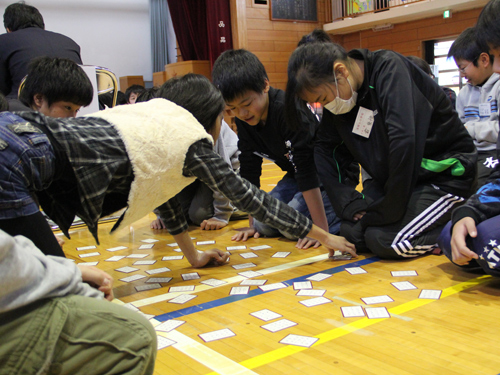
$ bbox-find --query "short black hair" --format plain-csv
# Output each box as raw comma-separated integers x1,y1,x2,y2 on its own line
477,0,500,50
124,84,145,102
157,74,224,134
406,56,433,76
135,87,160,103
212,49,268,103
448,27,493,66
298,29,332,47
19,56,93,108
4,2,44,31
0,92,8,112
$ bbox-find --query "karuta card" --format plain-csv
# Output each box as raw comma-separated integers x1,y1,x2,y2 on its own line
172,248,182,252
181,272,200,281
250,309,282,321
307,273,332,282
138,244,154,250
157,335,176,350
146,267,171,275
293,281,312,290
135,283,161,291
199,328,236,342
168,294,197,304
106,246,128,252
201,279,227,287
296,289,326,297
169,285,195,293
162,255,183,261
391,270,418,277
345,267,368,275
299,297,332,307
155,320,186,332
391,281,418,291
261,319,297,333
78,261,99,266
105,255,125,262
127,253,149,259
120,274,146,283
365,307,391,319
232,263,257,270
147,277,172,283
341,305,366,318
272,252,291,258
76,245,97,251
226,245,246,251
238,270,262,278
196,240,216,246
115,266,139,273
133,260,157,266
259,282,287,292
141,238,159,243
279,334,318,348
250,245,272,251
240,252,258,259
230,286,250,295
419,289,442,299
361,295,394,305
240,279,267,286
122,303,139,311
79,252,100,258
166,243,178,247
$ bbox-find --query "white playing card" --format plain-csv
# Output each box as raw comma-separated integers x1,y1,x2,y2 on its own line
157,335,176,349
122,303,139,311
259,282,287,292
199,328,235,342
146,267,171,275
135,283,161,291
293,281,312,290
141,239,159,243
169,285,195,293
391,270,418,277
167,243,178,247
250,309,282,321
232,263,256,270
272,252,290,258
240,279,267,286
200,278,227,287
250,245,272,250
76,245,96,251
106,246,128,252
196,240,216,245
230,286,250,295
78,261,99,266
105,255,125,262
162,255,183,261
261,319,297,332
120,274,146,283
127,253,149,259
239,252,258,259
172,248,182,252
361,295,394,305
133,260,157,266
181,272,200,281
306,273,332,282
365,307,390,319
168,294,197,304
79,252,100,258
299,297,332,307
419,289,442,299
155,320,186,332
115,266,139,273
345,267,367,275
138,244,154,250
391,281,417,291
147,277,172,283
226,245,246,251
296,289,325,297
341,305,365,318
279,334,318,348
238,270,262,278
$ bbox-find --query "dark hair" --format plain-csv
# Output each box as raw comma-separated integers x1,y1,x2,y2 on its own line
4,2,44,31
448,27,493,66
135,86,160,103
298,29,332,47
212,49,268,103
158,74,224,133
406,56,433,76
477,0,500,50
0,92,8,112
124,84,145,102
116,91,127,105
19,56,93,108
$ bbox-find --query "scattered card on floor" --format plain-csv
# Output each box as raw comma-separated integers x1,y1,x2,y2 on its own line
250,309,282,321
230,286,250,295
232,263,257,270
272,252,290,258
259,282,287,292
365,307,390,319
146,267,171,275
122,303,139,311
196,240,216,246
105,255,125,262
134,260,156,266
227,245,246,251
135,283,161,292
361,295,394,305
345,267,368,275
181,272,200,281
157,335,176,350
116,266,139,273
391,270,418,277
78,261,99,266
261,319,297,333
155,320,186,332
391,281,418,291
141,239,159,243
169,285,195,293
419,289,442,299
167,243,178,247
299,296,332,307
293,281,312,290
238,270,262,278
250,245,272,251
138,244,154,250
147,277,172,283
162,255,183,261
240,252,258,259
341,305,366,318
279,334,318,348
120,274,146,283
240,279,266,286
296,289,325,297
79,252,100,258
200,278,227,287
329,252,353,260
307,273,332,282
76,245,97,251
168,294,197,304
199,328,235,342
127,253,149,259
106,246,128,252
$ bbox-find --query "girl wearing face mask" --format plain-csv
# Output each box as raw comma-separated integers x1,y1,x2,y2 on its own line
285,42,478,260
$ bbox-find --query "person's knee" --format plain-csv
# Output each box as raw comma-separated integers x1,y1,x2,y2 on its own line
364,229,405,259
253,220,280,237
188,206,213,225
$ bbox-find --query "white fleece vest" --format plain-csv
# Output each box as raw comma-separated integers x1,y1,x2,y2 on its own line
91,98,212,231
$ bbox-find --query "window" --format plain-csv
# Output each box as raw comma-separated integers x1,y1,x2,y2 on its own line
431,39,462,96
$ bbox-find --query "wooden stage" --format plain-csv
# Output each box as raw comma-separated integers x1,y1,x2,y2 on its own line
58,162,500,375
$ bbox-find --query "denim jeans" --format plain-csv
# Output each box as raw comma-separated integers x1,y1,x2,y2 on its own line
0,112,55,219
253,176,341,239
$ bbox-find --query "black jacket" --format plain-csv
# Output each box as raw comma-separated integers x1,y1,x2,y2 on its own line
315,49,477,228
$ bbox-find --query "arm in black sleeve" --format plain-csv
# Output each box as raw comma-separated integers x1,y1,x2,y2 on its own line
236,121,263,188
155,196,189,235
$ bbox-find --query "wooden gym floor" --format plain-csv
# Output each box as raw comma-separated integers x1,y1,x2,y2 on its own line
58,162,500,375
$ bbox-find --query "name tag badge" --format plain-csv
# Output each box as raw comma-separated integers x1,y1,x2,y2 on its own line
479,103,492,117
352,107,374,138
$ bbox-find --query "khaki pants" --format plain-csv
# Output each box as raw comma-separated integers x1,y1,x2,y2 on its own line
0,295,157,375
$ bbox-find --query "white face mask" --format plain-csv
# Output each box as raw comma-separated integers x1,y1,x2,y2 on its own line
324,74,358,115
